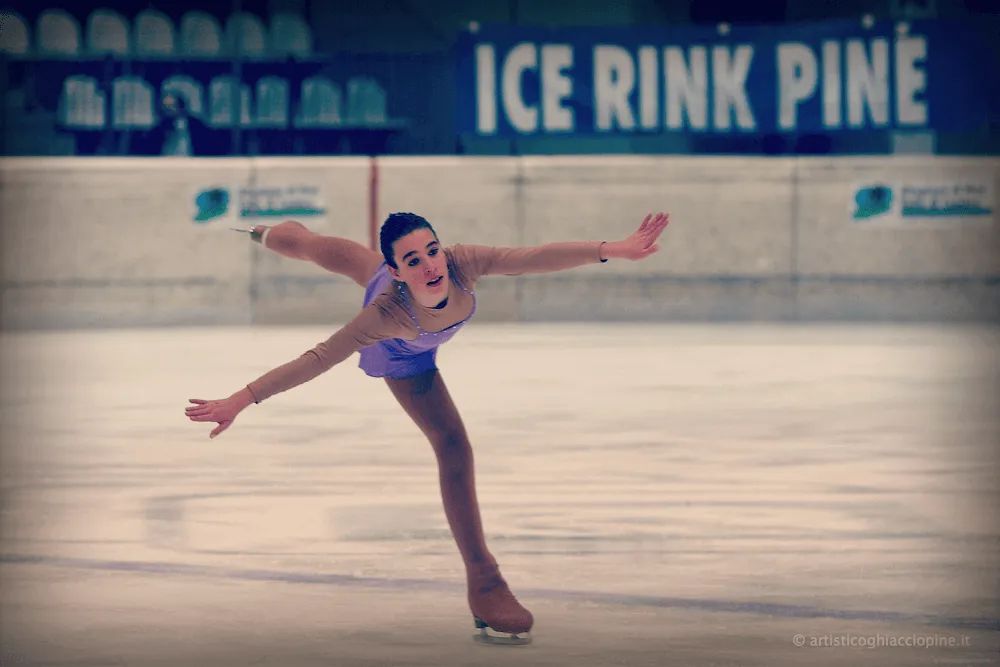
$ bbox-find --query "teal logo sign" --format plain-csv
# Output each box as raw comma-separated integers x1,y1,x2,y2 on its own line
240,185,326,219
852,185,893,220
900,185,993,217
853,182,994,224
194,188,230,222
191,184,326,225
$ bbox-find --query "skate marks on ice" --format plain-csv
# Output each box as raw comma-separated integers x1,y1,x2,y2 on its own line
1,324,999,666
2,561,994,667
1,551,995,630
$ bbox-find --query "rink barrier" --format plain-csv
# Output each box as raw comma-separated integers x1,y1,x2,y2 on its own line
1,155,998,329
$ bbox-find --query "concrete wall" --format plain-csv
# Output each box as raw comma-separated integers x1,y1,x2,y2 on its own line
1,155,998,330
0,158,253,329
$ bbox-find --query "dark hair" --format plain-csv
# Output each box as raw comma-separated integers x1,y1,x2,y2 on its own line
379,212,437,269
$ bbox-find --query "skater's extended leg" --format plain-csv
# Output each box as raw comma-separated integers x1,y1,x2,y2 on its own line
385,369,533,637
255,220,383,287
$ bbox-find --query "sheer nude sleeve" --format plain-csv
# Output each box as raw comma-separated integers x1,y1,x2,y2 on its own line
263,221,384,287
448,242,605,284
246,299,412,402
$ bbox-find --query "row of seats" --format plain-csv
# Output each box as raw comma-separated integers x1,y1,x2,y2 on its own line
0,8,312,57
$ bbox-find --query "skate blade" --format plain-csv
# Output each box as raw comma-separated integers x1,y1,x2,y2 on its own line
472,620,532,646
472,631,532,646
231,226,265,244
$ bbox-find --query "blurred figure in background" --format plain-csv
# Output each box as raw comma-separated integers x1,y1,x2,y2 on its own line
160,94,192,156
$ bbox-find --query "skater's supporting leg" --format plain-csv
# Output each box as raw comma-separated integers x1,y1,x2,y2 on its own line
384,369,495,568
257,220,384,287
385,369,533,638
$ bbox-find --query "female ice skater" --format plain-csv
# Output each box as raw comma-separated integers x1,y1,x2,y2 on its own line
185,211,670,644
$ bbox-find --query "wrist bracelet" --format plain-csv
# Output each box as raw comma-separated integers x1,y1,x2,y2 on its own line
599,241,608,263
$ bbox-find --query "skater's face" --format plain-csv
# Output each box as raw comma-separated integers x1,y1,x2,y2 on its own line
389,228,450,306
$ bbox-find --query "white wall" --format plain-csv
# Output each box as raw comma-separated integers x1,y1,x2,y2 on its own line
1,155,998,330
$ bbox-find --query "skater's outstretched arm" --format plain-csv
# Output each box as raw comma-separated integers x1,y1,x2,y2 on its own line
456,212,669,278
184,301,408,439
253,220,384,287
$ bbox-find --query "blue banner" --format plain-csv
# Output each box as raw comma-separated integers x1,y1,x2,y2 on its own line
455,19,1000,138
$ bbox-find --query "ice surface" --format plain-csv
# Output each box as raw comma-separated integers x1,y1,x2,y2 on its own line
1,323,998,666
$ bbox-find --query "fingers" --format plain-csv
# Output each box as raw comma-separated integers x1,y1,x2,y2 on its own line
635,212,668,246
186,403,214,418
643,212,669,242
210,420,231,439
184,398,235,438
186,400,222,422
638,212,666,232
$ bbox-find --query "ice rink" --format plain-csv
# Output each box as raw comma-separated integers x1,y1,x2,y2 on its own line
1,323,998,667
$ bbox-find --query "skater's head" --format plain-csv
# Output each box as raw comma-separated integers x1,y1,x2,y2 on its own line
380,212,439,270
381,212,450,307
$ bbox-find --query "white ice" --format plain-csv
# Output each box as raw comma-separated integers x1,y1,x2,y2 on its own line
1,323,998,666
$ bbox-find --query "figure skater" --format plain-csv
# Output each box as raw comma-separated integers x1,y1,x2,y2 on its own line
185,211,670,644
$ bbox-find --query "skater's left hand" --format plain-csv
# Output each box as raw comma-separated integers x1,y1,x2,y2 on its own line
603,212,670,261
185,388,253,439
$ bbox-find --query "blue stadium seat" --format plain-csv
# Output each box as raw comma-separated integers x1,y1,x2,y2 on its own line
0,10,30,54
37,9,81,55
134,9,175,57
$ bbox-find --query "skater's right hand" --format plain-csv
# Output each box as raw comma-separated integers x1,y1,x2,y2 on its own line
185,388,254,439
603,212,670,261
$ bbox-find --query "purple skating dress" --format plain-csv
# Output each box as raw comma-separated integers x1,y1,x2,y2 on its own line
357,262,477,379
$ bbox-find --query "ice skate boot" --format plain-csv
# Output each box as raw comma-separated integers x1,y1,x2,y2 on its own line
467,563,533,645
